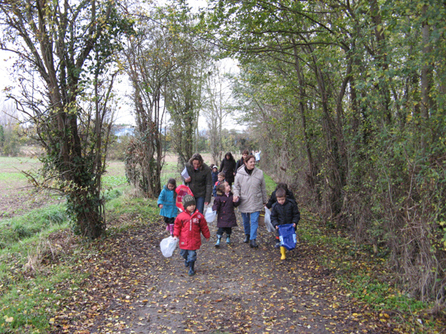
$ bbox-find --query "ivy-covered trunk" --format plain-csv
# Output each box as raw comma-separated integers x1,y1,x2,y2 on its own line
67,188,105,239
1,0,133,239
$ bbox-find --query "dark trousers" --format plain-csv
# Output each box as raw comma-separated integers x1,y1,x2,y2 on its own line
217,227,232,236
163,217,175,225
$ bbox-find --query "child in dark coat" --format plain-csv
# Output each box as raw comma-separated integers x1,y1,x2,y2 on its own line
212,181,240,247
211,165,219,187
266,183,296,209
271,188,300,260
173,194,210,276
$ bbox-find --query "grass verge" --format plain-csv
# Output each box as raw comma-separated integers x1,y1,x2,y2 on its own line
0,203,80,333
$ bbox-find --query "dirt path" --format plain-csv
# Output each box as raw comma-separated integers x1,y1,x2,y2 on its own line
52,214,395,334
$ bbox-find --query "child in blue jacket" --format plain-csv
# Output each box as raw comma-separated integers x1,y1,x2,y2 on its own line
157,178,178,236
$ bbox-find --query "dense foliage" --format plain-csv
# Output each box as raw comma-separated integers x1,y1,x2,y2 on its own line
205,0,446,304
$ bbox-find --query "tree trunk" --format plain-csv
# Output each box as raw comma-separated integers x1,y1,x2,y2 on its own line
292,41,320,205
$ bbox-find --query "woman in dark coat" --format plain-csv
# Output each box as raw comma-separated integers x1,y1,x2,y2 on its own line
219,152,236,186
183,153,212,214
212,181,240,247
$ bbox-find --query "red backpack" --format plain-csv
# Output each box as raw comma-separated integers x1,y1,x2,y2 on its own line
175,185,194,212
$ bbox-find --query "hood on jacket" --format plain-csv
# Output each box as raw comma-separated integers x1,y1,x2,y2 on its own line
216,189,232,197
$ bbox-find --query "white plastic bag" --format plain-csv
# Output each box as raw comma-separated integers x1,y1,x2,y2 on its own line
205,207,217,223
160,236,178,258
264,207,275,233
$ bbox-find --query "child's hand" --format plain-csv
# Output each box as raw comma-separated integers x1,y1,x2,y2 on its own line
275,226,279,230
233,196,239,202
159,204,163,209
206,238,210,241
173,236,178,241
293,223,296,227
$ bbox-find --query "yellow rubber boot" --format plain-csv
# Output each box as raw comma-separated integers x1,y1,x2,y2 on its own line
280,246,286,260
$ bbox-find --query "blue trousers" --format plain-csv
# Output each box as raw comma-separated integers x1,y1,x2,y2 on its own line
180,249,197,263
195,196,205,214
241,211,260,240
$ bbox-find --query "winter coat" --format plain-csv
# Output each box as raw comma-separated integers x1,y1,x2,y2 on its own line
211,171,219,185
219,158,236,184
157,186,178,218
174,210,210,250
184,162,212,203
235,158,245,175
213,180,223,197
212,190,240,228
233,166,267,213
271,198,300,228
266,188,296,209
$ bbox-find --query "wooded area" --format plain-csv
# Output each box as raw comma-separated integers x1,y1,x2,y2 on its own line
1,0,445,307
204,0,446,305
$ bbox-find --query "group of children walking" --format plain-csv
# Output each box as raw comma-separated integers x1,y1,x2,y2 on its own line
157,172,300,276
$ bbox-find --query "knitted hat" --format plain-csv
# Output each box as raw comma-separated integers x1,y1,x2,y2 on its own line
182,194,196,209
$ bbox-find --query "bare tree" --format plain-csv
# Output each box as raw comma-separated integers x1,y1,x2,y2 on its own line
0,0,133,238
122,9,174,197
204,64,233,166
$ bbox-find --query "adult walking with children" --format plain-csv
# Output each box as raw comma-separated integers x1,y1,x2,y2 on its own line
219,152,236,186
183,153,212,214
233,154,267,248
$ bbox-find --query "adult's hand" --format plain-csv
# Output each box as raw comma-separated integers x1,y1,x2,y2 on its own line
185,177,191,183
205,202,209,206
233,196,239,202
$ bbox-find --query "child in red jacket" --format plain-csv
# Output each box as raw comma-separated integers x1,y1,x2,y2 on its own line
173,194,210,276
